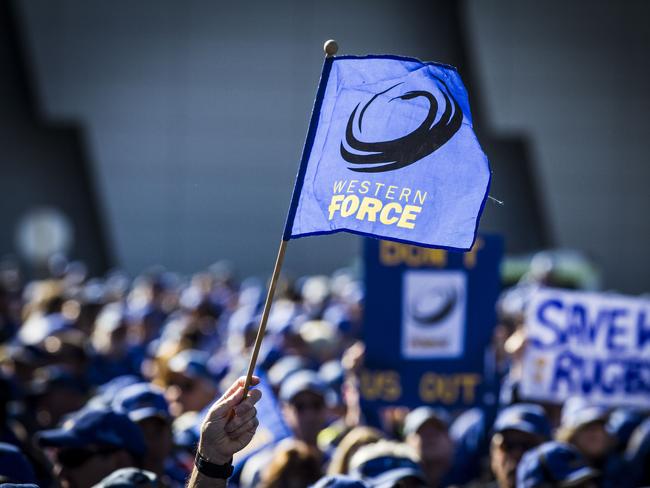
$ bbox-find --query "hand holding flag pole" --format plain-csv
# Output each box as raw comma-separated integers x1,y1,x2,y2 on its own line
242,40,340,397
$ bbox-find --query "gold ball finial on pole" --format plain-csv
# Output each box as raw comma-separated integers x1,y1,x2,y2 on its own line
324,39,339,57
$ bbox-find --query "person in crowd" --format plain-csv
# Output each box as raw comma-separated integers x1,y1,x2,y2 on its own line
624,417,650,487
112,382,177,484
279,370,331,450
25,365,88,430
516,441,599,488
556,398,612,468
402,406,454,487
602,408,645,488
164,349,219,415
258,438,323,488
239,369,331,487
327,426,384,476
488,404,551,488
348,439,428,488
35,407,147,488
89,303,145,385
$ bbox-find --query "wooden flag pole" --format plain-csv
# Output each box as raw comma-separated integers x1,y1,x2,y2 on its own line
242,39,339,397
242,238,287,395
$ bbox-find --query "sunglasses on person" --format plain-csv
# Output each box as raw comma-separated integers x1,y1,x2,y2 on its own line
174,378,197,393
291,398,325,413
496,435,539,454
56,446,121,468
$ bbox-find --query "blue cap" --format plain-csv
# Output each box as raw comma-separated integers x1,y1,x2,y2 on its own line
268,356,309,388
112,383,171,423
319,360,345,389
493,404,551,439
309,475,369,488
626,418,650,486
0,485,40,488
403,406,450,437
98,375,144,400
36,407,146,458
91,467,157,487
560,397,608,431
18,313,72,345
279,370,328,403
351,455,426,488
27,366,88,397
0,443,36,484
168,350,213,381
88,375,144,409
606,408,644,448
516,442,599,487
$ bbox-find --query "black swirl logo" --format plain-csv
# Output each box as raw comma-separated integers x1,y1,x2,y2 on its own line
340,77,462,173
410,286,458,327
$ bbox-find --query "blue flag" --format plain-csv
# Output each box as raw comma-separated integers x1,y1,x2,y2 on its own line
284,55,490,252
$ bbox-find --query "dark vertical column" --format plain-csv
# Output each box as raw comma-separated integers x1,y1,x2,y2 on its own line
417,0,552,252
0,1,111,276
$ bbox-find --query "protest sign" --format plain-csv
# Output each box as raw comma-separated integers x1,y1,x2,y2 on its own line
521,288,650,408
360,235,502,410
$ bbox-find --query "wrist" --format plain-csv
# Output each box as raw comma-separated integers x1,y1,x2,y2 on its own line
194,450,234,480
197,445,231,465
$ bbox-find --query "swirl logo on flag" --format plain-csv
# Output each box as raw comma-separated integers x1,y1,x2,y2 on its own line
340,77,462,173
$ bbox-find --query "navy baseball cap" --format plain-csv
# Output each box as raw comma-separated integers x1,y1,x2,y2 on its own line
97,376,144,402
112,383,171,423
279,370,329,403
350,455,427,488
0,443,36,484
560,397,608,431
607,408,644,448
493,404,551,439
309,475,369,488
268,356,309,389
36,407,146,458
403,406,450,437
91,467,158,487
516,441,599,488
168,350,213,381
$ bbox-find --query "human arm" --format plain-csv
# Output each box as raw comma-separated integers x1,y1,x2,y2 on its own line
187,376,262,488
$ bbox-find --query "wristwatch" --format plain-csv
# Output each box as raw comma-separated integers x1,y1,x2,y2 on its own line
195,451,234,479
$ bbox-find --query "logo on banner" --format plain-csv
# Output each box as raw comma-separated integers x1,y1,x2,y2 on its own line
402,270,467,359
340,78,463,173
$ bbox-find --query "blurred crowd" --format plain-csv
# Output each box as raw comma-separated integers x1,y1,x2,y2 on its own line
0,253,648,488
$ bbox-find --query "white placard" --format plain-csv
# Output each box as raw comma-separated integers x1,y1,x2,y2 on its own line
401,270,467,359
521,288,650,408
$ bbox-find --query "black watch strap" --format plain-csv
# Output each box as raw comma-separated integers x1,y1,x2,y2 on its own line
194,452,234,479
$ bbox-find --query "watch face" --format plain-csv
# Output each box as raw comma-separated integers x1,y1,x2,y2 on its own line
15,207,73,263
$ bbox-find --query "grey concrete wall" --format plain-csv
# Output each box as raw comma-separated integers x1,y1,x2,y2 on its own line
464,0,650,292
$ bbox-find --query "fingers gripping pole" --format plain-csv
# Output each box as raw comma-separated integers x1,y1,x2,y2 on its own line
242,239,288,397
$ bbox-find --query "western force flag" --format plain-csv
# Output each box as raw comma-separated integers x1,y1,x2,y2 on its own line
283,55,490,251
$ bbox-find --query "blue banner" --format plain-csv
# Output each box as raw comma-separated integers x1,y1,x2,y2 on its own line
284,55,490,252
360,235,502,410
